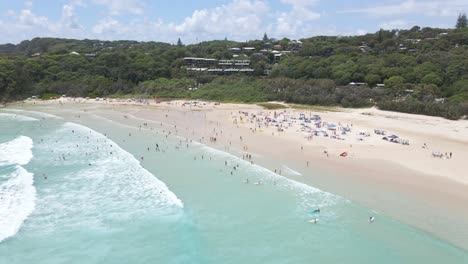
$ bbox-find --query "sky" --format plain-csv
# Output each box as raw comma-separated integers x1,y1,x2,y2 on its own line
0,0,467,44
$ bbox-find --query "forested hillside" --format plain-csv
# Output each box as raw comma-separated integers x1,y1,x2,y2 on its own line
1,25,467,119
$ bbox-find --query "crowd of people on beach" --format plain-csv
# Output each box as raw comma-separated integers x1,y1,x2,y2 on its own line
230,109,458,161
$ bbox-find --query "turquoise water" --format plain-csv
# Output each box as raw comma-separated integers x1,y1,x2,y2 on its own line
0,108,467,263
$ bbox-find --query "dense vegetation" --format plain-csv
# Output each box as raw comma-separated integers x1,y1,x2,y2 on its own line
1,22,468,119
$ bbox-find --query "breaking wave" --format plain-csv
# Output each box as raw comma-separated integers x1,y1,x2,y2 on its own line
0,136,36,243
0,136,34,166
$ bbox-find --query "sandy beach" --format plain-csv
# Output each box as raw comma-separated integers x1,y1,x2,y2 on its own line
11,97,468,250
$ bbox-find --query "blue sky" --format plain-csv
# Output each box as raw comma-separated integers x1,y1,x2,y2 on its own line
0,0,466,44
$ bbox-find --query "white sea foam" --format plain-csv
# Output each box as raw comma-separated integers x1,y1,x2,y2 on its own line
0,113,39,121
0,166,36,242
197,144,343,210
29,122,183,230
64,122,182,207
281,165,302,176
0,136,34,166
2,109,62,119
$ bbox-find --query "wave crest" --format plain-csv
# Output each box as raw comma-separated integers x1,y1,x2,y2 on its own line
0,166,36,242
0,136,34,166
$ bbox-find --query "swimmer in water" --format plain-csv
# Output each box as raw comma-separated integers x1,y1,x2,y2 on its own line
369,216,375,223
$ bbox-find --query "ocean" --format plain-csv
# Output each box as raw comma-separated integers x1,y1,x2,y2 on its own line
0,106,467,263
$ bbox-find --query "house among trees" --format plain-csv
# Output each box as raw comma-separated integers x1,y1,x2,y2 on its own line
288,40,303,52
359,45,371,52
349,82,367,86
184,57,254,75
183,57,217,67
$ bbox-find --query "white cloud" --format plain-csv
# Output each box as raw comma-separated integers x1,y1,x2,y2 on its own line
24,1,33,8
92,17,120,34
275,0,321,38
0,0,327,44
380,20,409,30
173,0,269,41
356,29,368,35
18,9,52,29
62,5,74,18
0,0,89,43
61,4,83,29
88,0,272,43
0,9,55,43
280,0,319,7
340,0,468,17
6,9,16,17
94,0,144,15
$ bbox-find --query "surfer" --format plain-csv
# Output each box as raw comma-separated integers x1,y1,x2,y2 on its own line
244,179,249,183
369,216,375,223
310,209,320,214
309,218,318,224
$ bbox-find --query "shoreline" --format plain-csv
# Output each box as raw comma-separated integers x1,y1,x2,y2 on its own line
7,98,468,251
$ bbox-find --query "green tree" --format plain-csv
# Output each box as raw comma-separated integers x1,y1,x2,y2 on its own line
177,38,183,46
365,74,381,87
263,32,269,42
385,76,404,87
384,76,405,94
455,13,467,29
421,72,443,86
416,84,440,98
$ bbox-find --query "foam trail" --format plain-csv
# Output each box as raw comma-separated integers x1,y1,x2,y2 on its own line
0,136,34,166
197,144,343,209
2,109,62,119
0,113,39,122
281,165,302,176
0,166,36,242
65,122,181,204
65,122,182,207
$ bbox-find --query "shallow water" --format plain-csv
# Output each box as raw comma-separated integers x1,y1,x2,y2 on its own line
0,108,467,263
